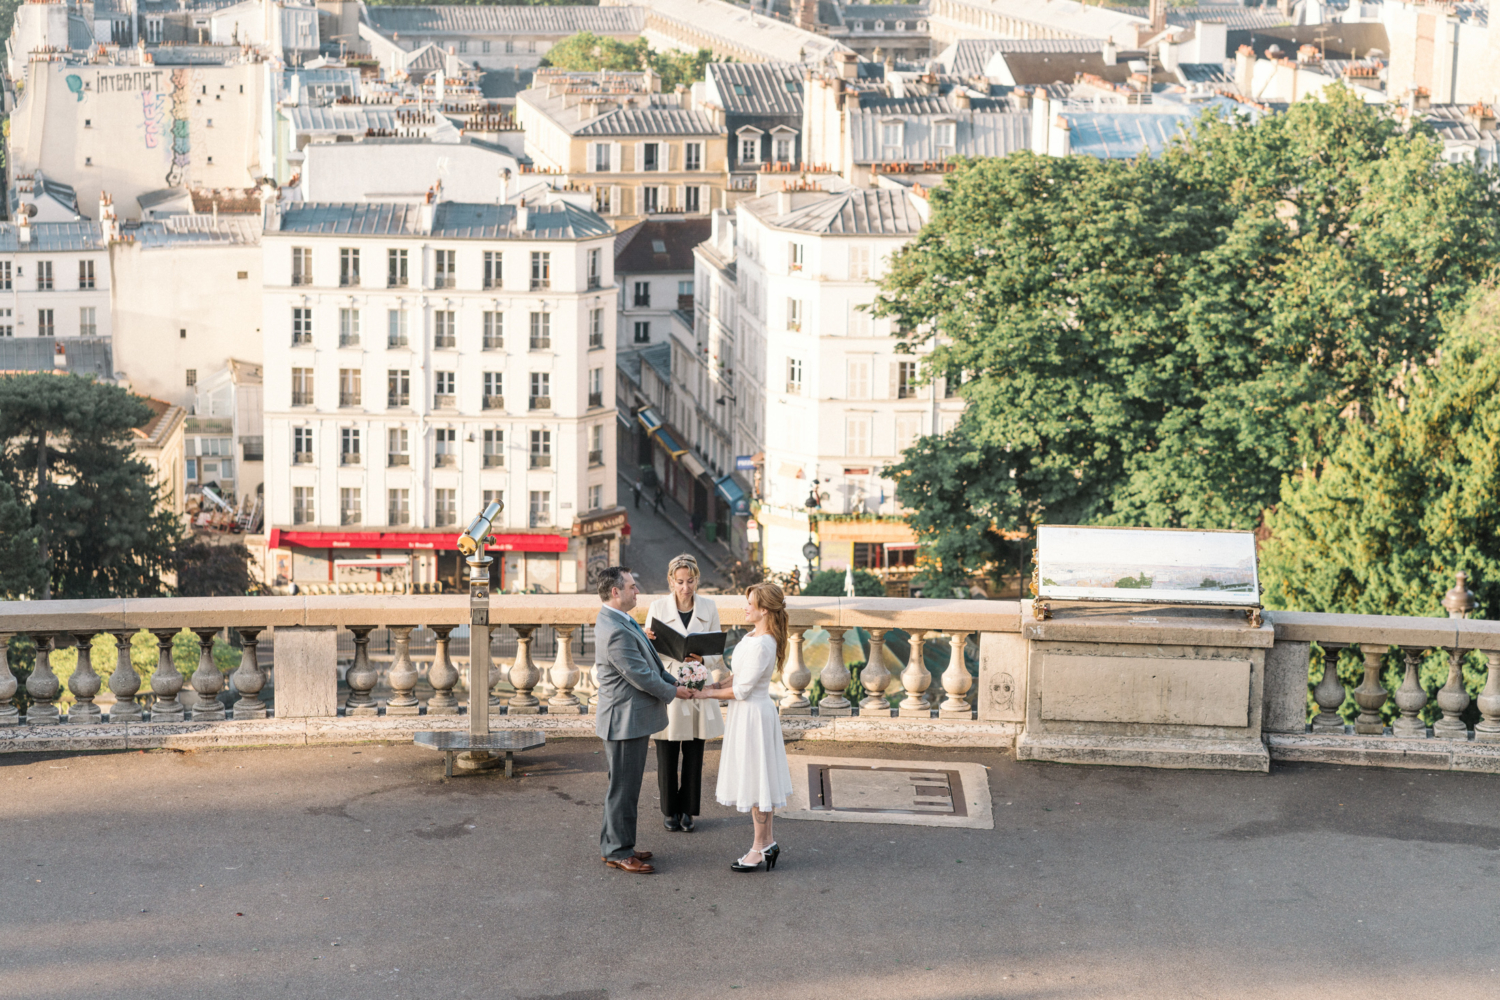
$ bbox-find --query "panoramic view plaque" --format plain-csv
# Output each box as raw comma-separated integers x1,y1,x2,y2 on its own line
1035,526,1260,607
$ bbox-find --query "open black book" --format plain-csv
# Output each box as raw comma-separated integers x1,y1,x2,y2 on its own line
649,624,726,663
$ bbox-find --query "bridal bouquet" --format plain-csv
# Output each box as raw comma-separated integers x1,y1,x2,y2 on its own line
676,662,710,691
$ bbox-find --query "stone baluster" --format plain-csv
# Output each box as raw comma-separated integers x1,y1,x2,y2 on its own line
148,629,186,722
1433,644,1472,740
533,627,557,702
230,628,267,719
1352,643,1389,735
573,627,597,709
897,629,932,719
384,626,420,715
190,628,226,721
1310,642,1346,733
26,634,61,725
343,626,378,716
107,630,142,723
1475,650,1500,743
425,625,460,715
818,627,852,716
778,628,812,715
67,632,103,725
1391,647,1429,738
939,631,974,720
548,625,584,714
858,627,891,717
0,635,18,725
507,625,541,714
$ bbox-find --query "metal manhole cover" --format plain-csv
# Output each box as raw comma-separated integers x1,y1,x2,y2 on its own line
780,755,994,829
811,765,967,817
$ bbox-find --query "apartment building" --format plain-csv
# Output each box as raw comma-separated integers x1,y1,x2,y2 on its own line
360,5,645,73
735,186,962,584
0,214,112,343
7,51,268,219
517,69,728,229
261,193,621,594
614,218,708,349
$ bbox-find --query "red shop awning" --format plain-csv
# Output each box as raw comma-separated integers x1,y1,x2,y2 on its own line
267,529,569,553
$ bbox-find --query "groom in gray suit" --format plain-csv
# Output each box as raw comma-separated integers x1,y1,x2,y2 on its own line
594,566,692,874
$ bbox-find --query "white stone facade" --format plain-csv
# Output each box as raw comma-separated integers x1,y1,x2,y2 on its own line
733,187,964,575
261,197,619,593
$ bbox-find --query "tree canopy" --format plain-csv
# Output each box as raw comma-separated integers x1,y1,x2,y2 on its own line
875,87,1500,591
1260,286,1500,618
0,375,181,599
541,32,719,91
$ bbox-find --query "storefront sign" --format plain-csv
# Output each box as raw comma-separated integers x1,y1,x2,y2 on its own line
736,455,758,471
572,509,628,537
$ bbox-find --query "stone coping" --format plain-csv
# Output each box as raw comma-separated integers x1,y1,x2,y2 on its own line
1265,610,1500,651
0,714,1018,753
0,594,1024,634
1266,732,1500,774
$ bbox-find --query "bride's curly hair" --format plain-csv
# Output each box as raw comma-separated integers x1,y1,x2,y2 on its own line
745,582,789,669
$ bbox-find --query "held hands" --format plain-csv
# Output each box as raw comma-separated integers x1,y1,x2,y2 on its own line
675,686,694,700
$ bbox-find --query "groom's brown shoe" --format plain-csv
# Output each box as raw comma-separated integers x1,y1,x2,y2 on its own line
601,850,653,862
604,856,655,874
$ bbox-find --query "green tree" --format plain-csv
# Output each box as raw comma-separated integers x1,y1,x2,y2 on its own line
802,568,886,597
542,31,719,89
174,540,255,597
542,31,651,73
0,477,45,598
876,87,1500,583
1261,286,1500,618
0,374,181,599
650,47,717,91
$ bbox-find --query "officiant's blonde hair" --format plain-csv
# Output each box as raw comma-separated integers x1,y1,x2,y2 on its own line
745,582,789,669
666,553,700,582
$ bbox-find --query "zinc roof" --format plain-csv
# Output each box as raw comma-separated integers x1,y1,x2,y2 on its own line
366,5,645,36
759,189,927,236
0,222,103,252
936,0,1146,44
708,62,805,116
943,38,1110,77
277,201,614,240
574,108,722,137
848,110,1031,163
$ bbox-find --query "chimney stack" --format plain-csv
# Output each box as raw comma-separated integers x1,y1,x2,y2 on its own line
18,211,32,244
1235,45,1257,97
1102,40,1117,66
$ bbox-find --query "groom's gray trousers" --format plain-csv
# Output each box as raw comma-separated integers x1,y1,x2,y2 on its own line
601,735,652,859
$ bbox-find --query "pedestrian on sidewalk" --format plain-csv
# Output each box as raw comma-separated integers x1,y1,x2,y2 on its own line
632,478,643,509
653,486,665,513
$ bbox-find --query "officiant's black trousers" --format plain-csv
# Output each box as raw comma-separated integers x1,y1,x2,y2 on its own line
656,739,705,817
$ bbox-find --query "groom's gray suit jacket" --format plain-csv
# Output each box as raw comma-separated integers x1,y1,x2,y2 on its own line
593,606,679,741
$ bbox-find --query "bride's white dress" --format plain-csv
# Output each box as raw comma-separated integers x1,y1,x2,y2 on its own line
715,633,793,813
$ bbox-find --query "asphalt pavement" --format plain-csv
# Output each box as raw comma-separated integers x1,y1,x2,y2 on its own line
618,473,730,591
6,740,1500,999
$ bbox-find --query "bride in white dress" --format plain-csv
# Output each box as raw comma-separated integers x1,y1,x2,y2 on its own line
692,582,792,872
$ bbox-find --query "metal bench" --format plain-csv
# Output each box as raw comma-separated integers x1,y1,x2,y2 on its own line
414,730,546,778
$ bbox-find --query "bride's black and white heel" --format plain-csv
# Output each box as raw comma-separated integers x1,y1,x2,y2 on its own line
730,842,779,873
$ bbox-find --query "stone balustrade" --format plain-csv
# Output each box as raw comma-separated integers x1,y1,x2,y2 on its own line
0,595,1015,753
3,594,1500,775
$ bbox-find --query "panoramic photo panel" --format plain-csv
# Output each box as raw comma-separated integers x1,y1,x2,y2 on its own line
1035,526,1260,606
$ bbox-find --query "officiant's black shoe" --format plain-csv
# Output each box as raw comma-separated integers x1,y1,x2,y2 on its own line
663,814,683,832
679,813,695,832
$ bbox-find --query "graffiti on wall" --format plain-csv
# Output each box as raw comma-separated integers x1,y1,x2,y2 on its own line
165,68,191,186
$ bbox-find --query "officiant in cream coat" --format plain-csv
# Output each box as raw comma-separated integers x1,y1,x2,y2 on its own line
643,554,725,833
